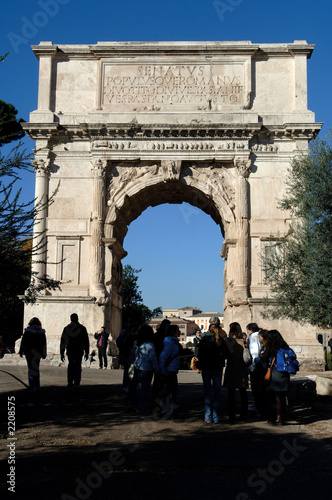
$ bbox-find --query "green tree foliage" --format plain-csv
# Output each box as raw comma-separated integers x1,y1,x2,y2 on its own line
0,99,24,146
122,264,162,329
0,98,61,343
262,131,332,328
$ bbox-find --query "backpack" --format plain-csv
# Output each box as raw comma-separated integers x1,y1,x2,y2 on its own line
276,348,299,374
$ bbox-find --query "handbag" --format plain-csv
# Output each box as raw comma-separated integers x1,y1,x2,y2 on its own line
243,346,252,366
128,363,136,380
264,357,275,386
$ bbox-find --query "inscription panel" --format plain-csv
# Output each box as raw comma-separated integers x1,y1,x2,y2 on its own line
101,62,246,111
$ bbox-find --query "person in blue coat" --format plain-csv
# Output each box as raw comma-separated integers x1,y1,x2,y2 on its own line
134,324,159,414
159,324,181,418
94,326,109,369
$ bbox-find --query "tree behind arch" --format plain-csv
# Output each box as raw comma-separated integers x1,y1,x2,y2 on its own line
122,265,162,330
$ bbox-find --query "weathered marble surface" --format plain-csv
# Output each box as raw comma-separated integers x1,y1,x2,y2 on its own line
22,41,324,368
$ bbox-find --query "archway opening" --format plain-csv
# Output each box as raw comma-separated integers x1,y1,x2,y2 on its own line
122,202,225,315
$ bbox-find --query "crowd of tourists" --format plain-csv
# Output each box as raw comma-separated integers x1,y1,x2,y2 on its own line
113,316,299,424
18,314,299,425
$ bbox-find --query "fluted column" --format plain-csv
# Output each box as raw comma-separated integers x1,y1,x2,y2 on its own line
90,159,108,298
233,157,251,302
31,157,50,281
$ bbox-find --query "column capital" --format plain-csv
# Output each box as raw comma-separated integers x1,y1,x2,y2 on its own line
235,157,252,178
90,159,108,177
31,158,50,175
103,238,127,260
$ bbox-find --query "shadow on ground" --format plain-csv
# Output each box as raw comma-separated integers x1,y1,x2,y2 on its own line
0,368,331,500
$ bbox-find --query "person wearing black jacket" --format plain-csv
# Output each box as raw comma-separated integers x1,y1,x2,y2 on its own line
19,317,47,391
60,313,89,388
197,319,227,423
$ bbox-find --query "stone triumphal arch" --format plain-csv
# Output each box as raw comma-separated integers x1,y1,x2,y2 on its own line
23,41,323,368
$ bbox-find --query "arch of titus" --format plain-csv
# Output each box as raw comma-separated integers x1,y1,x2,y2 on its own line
23,41,324,369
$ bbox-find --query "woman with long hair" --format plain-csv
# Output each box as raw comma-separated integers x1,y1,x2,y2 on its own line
19,317,47,391
197,319,226,423
223,322,248,422
261,330,291,424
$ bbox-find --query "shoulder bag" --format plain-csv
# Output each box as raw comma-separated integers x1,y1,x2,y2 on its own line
264,357,276,386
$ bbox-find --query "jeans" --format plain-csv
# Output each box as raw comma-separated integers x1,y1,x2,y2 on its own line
160,372,179,417
202,370,223,423
67,354,83,386
26,354,41,391
98,347,107,368
136,370,153,413
227,388,248,420
250,367,267,417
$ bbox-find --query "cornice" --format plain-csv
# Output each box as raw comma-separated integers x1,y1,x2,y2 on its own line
31,41,315,60
22,121,322,143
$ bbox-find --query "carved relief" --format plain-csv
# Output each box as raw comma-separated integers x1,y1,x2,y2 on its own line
160,160,182,181
251,143,278,153
93,139,248,152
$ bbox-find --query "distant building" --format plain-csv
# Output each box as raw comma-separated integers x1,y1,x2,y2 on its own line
163,306,202,319
149,316,198,344
149,307,223,343
185,312,224,332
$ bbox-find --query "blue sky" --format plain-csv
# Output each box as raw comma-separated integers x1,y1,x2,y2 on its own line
1,0,332,313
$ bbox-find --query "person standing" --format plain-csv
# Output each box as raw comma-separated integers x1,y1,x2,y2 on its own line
197,318,226,423
261,330,294,424
223,322,248,421
116,325,139,394
19,317,47,391
247,322,265,418
60,313,89,388
134,324,159,414
159,324,181,418
193,329,202,357
152,319,171,399
94,326,109,369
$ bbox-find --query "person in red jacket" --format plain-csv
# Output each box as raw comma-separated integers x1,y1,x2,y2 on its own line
94,326,109,369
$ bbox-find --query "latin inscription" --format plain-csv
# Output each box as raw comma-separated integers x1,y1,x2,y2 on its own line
102,64,244,109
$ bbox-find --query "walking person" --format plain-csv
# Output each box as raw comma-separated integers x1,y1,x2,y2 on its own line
197,318,226,423
223,322,248,422
134,324,159,414
19,317,47,391
60,313,89,388
159,324,181,418
94,326,109,369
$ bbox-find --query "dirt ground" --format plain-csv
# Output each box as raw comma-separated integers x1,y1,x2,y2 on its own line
0,365,331,500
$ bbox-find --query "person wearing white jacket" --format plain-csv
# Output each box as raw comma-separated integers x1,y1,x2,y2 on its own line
247,323,265,418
